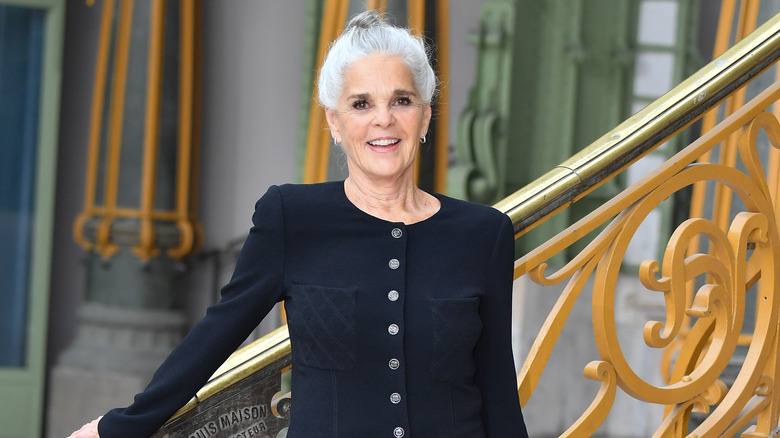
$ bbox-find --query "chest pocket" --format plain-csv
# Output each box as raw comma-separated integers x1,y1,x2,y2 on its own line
287,284,357,370
430,297,482,381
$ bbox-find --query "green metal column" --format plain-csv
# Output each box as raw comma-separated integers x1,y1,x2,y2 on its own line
450,0,701,259
449,0,641,259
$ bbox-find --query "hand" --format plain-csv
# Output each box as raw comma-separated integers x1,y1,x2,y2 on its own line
67,417,102,438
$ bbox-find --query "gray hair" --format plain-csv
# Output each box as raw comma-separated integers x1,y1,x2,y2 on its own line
317,10,437,110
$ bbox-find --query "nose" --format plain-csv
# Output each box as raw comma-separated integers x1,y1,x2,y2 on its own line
372,105,394,127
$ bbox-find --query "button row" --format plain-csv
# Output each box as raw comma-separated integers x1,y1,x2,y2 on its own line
389,228,404,438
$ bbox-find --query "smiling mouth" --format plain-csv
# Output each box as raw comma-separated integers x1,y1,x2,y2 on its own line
368,139,400,146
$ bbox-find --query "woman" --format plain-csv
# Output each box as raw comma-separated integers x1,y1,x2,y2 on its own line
70,10,528,437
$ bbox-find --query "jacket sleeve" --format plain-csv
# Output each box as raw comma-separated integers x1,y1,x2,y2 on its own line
98,185,287,438
474,213,529,437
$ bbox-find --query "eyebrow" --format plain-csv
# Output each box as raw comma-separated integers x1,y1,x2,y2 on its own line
347,89,419,100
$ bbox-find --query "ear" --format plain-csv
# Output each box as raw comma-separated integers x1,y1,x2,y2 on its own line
325,109,341,143
420,103,432,138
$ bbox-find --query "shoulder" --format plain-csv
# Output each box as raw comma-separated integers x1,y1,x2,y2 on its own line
257,181,343,209
254,182,348,228
275,181,341,197
436,193,511,232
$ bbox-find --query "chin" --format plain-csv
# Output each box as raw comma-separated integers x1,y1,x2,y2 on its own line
371,169,414,182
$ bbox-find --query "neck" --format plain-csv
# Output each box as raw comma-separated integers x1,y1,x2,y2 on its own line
344,174,439,224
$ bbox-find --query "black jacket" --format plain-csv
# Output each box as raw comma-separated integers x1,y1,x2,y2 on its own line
100,181,528,437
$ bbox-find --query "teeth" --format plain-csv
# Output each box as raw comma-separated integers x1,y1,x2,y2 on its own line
368,139,399,146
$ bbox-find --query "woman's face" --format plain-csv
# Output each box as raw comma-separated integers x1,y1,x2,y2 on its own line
325,54,431,185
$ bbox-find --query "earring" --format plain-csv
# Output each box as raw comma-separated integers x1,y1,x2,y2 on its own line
420,135,427,144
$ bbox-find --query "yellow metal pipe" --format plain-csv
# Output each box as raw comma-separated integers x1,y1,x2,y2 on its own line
407,0,424,32
104,0,134,213
302,0,335,184
169,0,198,260
713,0,761,232
686,0,740,299
74,0,115,250
189,0,204,253
96,0,135,258
713,0,738,58
315,0,350,183
690,0,736,201
408,1,425,183
134,0,166,261
365,0,380,11
177,0,195,217
88,206,180,220
434,0,450,194
303,0,348,183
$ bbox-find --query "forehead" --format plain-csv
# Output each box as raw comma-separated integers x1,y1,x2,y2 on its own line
341,54,417,96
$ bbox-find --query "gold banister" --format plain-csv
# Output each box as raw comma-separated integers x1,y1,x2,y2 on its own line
165,325,292,423
515,75,780,404
494,12,780,236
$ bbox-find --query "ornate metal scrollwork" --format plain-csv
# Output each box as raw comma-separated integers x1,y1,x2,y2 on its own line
516,102,780,436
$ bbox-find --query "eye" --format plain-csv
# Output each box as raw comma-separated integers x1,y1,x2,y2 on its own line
394,96,412,106
352,99,370,110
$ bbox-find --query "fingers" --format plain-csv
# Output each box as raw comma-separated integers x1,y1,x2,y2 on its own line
67,416,102,438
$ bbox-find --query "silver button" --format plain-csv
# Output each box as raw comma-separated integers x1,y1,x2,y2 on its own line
388,290,399,301
394,427,405,437
390,392,401,404
391,227,403,238
388,324,399,335
389,258,400,270
389,358,400,370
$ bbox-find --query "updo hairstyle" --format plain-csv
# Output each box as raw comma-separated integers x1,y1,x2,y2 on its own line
317,10,437,110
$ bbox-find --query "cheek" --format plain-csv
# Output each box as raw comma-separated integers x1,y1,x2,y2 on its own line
341,116,368,138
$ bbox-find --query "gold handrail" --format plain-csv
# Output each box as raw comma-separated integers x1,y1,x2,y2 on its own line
166,325,292,422
493,12,780,237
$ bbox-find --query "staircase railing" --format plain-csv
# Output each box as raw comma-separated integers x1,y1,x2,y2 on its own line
154,12,780,438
